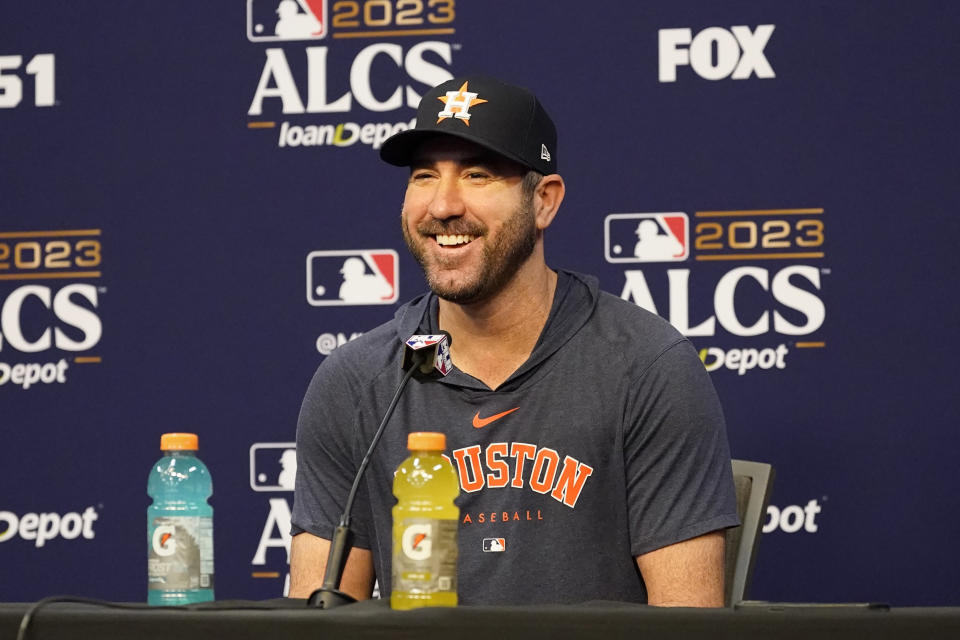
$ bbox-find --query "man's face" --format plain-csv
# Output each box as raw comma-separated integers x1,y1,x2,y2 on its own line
400,137,538,304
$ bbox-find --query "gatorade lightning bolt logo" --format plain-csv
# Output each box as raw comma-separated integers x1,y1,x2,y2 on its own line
152,524,176,556
412,532,428,549
401,524,432,560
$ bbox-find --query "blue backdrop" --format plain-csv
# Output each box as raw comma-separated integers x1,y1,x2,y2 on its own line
2,1,958,605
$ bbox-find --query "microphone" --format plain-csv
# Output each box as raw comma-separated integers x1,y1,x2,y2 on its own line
308,331,453,608
402,332,453,376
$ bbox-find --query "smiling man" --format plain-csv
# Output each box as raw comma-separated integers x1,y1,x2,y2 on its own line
289,75,739,606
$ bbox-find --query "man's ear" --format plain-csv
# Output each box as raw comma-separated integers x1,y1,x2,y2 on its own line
534,174,565,230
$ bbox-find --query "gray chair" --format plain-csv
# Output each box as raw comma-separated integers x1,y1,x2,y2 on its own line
724,459,775,606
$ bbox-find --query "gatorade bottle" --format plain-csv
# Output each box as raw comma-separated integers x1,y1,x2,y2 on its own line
391,431,459,610
147,432,214,605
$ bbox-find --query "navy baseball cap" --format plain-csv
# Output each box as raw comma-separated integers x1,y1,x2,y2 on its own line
379,74,558,174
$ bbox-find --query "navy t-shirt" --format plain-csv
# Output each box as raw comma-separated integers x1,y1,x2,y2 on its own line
292,270,739,604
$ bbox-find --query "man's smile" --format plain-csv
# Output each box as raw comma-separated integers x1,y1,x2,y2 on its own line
435,233,477,247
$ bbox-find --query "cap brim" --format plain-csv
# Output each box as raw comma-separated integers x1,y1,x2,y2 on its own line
379,127,539,172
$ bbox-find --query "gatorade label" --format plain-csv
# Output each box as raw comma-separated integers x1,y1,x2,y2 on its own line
148,516,214,591
393,518,457,593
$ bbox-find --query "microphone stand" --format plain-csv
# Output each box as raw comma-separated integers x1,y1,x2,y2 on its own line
308,361,421,608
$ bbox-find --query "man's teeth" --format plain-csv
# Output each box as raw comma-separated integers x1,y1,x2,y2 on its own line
435,234,476,246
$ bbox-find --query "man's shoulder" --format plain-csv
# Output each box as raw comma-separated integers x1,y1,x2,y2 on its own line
565,287,698,379
592,288,687,347
547,270,692,374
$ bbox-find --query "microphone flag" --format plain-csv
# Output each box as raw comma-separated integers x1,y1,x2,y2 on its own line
402,333,453,376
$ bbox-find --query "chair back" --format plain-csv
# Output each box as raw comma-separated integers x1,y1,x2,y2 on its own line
724,459,775,606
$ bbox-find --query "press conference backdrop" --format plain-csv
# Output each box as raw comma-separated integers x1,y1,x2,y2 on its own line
2,1,958,605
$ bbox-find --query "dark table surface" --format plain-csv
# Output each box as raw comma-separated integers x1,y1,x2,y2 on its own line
3,598,960,640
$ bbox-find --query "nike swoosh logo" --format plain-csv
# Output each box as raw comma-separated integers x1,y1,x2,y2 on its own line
472,407,519,429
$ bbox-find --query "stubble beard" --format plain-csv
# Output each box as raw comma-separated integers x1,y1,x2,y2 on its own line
402,195,538,305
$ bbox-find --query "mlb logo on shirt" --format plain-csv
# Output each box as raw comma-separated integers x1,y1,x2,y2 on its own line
604,213,689,263
306,249,399,306
249,442,297,492
247,0,327,42
482,538,506,552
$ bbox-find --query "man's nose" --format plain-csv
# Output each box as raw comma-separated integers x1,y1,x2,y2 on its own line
427,175,466,219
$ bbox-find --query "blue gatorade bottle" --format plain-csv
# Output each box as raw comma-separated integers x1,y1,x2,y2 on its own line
147,432,214,605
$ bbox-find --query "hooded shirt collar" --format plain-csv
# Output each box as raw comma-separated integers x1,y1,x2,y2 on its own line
393,270,600,391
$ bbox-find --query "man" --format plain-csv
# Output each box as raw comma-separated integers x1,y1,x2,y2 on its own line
290,75,738,606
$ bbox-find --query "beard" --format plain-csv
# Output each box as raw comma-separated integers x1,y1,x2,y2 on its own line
402,194,538,305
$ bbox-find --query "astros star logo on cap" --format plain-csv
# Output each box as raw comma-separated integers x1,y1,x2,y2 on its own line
436,81,488,126
379,74,558,175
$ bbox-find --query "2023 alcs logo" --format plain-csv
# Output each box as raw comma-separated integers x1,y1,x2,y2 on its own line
0,230,104,389
606,210,827,375
247,0,455,43
245,0,457,150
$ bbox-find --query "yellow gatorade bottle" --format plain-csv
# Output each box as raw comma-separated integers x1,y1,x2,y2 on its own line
391,431,460,609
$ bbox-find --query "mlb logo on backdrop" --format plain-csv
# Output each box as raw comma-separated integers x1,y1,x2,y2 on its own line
249,443,297,492
306,249,398,306
247,0,327,42
604,213,689,263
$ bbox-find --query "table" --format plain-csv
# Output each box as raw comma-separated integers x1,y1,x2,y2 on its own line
2,598,959,640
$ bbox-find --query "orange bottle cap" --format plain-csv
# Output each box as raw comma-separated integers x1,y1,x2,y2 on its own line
161,433,199,451
407,431,446,451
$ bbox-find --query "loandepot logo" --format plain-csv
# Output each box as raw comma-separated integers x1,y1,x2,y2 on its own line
276,117,415,149
700,344,788,376
245,1,458,151
764,499,822,534
607,209,828,375
0,506,98,548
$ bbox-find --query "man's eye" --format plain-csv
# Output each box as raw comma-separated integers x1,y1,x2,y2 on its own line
467,172,490,180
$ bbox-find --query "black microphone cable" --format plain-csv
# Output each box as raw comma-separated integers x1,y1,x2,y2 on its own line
16,595,304,640
308,349,426,608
